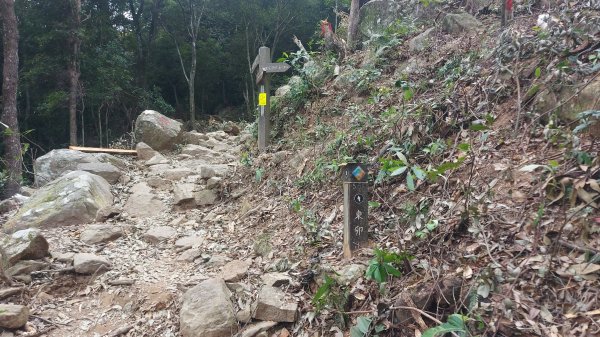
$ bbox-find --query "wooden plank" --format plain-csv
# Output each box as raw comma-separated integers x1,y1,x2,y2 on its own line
255,70,264,85
69,146,137,155
262,63,291,73
251,55,260,73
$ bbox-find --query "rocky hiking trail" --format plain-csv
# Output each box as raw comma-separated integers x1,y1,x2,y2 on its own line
1,112,303,337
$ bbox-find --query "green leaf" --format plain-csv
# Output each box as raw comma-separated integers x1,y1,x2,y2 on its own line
535,67,541,78
357,316,372,333
426,220,439,231
422,314,468,337
415,230,427,239
406,173,415,191
384,263,402,277
458,143,470,152
369,201,381,208
390,166,408,176
469,123,488,131
373,266,384,283
412,166,426,180
403,88,414,101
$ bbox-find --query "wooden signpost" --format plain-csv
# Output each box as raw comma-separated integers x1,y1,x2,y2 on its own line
342,163,369,258
252,46,291,152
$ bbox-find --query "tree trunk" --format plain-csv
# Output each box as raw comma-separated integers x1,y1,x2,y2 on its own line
0,0,22,198
68,0,81,146
347,0,360,50
189,39,197,125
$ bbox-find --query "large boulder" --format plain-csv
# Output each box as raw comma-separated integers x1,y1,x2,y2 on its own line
0,304,29,329
0,228,49,266
359,0,403,40
442,13,483,34
34,149,125,186
3,171,113,233
533,77,600,124
134,110,183,151
180,278,237,337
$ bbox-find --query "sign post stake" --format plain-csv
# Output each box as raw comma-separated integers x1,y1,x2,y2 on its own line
342,163,369,259
257,46,271,152
252,46,291,153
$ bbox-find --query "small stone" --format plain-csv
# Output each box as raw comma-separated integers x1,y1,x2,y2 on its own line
95,206,121,222
239,321,278,337
164,168,193,181
177,248,203,262
261,272,292,287
173,183,196,208
252,286,298,323
146,177,172,190
80,224,123,244
236,308,252,324
51,251,75,263
73,253,111,274
145,153,169,166
206,177,222,189
194,189,218,206
206,255,229,267
1,228,49,266
175,236,204,249
6,260,48,277
0,304,29,329
143,226,177,243
136,142,158,161
221,260,252,282
200,166,218,179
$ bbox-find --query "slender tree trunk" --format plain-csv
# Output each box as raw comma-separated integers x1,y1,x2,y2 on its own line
68,0,81,146
347,0,360,50
0,0,22,197
190,39,197,124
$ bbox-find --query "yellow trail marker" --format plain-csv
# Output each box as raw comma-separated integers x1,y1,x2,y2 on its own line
258,92,267,106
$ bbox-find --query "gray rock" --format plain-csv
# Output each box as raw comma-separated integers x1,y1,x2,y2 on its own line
238,321,278,337
206,177,222,189
177,248,203,262
76,162,122,184
51,251,75,263
183,131,209,145
236,308,252,324
134,110,183,151
252,286,298,323
146,177,172,191
145,153,169,166
0,304,29,329
73,253,111,274
136,142,158,161
198,164,230,178
194,189,218,206
180,278,237,337
173,183,196,208
206,255,229,267
33,149,126,187
359,0,402,40
124,182,167,218
3,172,113,233
533,77,600,123
261,272,292,287
408,27,435,52
164,168,192,181
275,85,291,97
221,260,252,282
80,224,123,244
0,199,19,214
143,226,177,243
181,144,219,160
333,264,367,286
442,13,482,34
95,206,121,222
6,260,48,277
175,235,205,249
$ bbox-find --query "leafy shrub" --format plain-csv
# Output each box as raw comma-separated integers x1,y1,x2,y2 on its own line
365,248,413,283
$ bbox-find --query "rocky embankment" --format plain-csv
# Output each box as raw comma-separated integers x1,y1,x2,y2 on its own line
0,110,298,337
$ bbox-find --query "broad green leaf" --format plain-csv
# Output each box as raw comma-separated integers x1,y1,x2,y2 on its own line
384,264,402,277
422,314,467,337
535,67,541,78
469,123,488,131
369,201,381,208
395,151,408,164
413,166,426,180
390,166,408,176
357,316,372,333
374,266,384,283
403,88,414,101
406,173,415,191
426,220,439,231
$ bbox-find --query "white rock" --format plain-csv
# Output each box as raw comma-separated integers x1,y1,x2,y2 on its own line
73,253,111,274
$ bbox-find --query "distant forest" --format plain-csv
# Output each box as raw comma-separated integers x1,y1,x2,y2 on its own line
1,0,349,152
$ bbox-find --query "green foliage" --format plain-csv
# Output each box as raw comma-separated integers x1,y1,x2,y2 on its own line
415,219,439,239
422,314,469,337
573,110,600,134
365,248,413,284
312,275,348,314
376,149,425,191
255,168,264,182
240,152,252,167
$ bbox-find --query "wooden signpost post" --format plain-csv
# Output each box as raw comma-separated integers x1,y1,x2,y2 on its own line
342,163,369,258
252,46,291,152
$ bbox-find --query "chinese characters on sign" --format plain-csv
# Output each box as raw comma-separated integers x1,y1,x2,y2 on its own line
342,163,369,258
